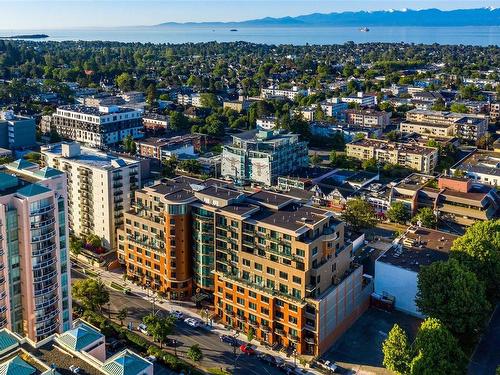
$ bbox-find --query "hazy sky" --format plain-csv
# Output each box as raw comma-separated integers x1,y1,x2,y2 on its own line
1,0,499,30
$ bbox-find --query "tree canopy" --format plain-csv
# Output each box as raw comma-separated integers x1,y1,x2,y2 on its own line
341,198,377,232
72,278,109,312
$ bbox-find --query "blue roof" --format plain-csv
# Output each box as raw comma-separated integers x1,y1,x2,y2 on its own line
58,323,103,351
0,331,19,353
0,356,36,375
102,351,150,375
0,174,19,192
16,184,51,198
34,167,63,179
8,159,36,171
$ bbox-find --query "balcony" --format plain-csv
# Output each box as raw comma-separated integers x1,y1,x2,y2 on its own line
32,257,57,270
0,306,6,314
275,328,285,336
30,204,54,216
30,217,56,230
35,294,59,310
31,230,56,243
0,317,7,328
261,325,270,332
33,269,58,283
35,320,59,337
288,333,299,342
304,336,316,345
34,283,58,297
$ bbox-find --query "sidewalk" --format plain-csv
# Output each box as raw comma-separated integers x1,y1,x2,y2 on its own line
73,259,323,375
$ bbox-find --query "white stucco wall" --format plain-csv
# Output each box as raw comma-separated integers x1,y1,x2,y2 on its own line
374,261,424,318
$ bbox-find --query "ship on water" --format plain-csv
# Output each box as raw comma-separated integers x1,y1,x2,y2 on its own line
359,27,370,32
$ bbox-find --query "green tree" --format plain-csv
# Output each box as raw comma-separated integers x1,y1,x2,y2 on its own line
341,198,377,232
247,327,255,343
361,157,377,171
187,344,203,361
86,233,102,248
451,220,500,301
115,72,134,91
416,259,490,336
382,324,411,375
122,134,134,153
162,155,178,178
412,207,436,229
178,159,202,174
410,318,467,375
117,308,128,326
200,93,219,109
72,278,110,312
143,314,175,348
450,103,468,113
387,202,410,224
146,84,157,105
169,111,190,132
24,152,41,164
310,153,322,167
70,236,83,255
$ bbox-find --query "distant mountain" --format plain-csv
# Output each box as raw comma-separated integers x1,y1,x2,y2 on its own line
157,8,500,27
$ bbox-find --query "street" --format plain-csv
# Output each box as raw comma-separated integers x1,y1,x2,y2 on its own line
71,266,288,375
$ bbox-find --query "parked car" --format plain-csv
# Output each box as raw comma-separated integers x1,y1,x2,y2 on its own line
220,334,238,346
69,365,81,374
257,353,276,365
137,323,149,335
240,343,255,355
278,364,297,374
184,317,202,328
145,355,157,363
317,359,338,373
165,338,178,347
170,310,184,320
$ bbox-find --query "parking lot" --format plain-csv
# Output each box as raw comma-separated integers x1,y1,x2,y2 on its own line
324,308,422,374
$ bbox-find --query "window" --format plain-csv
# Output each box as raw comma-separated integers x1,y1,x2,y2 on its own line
255,263,262,271
276,299,284,307
261,307,269,315
292,276,301,284
296,249,305,257
237,297,245,305
249,291,257,299
289,316,298,324
261,296,269,303
312,247,318,256
266,267,275,275
292,288,301,299
242,259,250,267
279,284,288,294
289,304,298,312
237,286,245,294
279,271,288,280
266,280,275,289
249,302,257,310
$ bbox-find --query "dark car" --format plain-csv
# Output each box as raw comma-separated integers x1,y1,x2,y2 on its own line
257,353,276,365
165,338,178,347
220,334,238,346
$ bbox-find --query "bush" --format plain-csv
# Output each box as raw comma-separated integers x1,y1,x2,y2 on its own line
187,344,203,362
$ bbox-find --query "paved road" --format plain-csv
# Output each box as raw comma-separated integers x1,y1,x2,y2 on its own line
71,267,286,375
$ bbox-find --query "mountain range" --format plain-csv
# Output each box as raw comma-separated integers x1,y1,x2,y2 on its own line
157,8,500,27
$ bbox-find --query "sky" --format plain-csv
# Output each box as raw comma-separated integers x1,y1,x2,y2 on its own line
1,0,499,30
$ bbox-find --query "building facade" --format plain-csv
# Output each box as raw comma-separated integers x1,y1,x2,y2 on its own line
42,142,140,250
346,139,438,174
0,160,71,342
400,109,488,144
345,109,391,129
221,130,309,186
213,191,371,356
261,86,306,101
46,105,143,148
0,111,36,150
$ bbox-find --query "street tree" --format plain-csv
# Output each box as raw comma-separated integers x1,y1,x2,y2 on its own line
416,259,490,336
310,153,322,167
187,344,203,361
117,308,128,326
72,278,109,312
382,324,411,375
410,318,467,375
341,198,377,232
70,236,83,255
451,219,500,301
387,202,410,225
143,314,175,348
85,233,102,249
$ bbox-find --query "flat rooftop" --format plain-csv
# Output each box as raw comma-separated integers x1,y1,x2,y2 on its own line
395,173,436,191
251,203,333,232
197,185,243,200
350,139,436,155
377,226,458,272
248,190,296,209
58,104,137,116
453,150,500,177
45,144,137,170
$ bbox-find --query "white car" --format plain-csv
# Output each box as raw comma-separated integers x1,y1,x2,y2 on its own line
145,355,157,363
69,365,81,374
137,323,149,335
170,310,184,320
184,317,202,328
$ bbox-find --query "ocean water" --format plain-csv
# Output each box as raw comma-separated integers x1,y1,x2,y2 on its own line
2,25,499,46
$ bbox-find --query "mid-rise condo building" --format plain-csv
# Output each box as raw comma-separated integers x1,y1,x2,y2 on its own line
42,142,141,250
221,130,308,186
45,105,143,148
